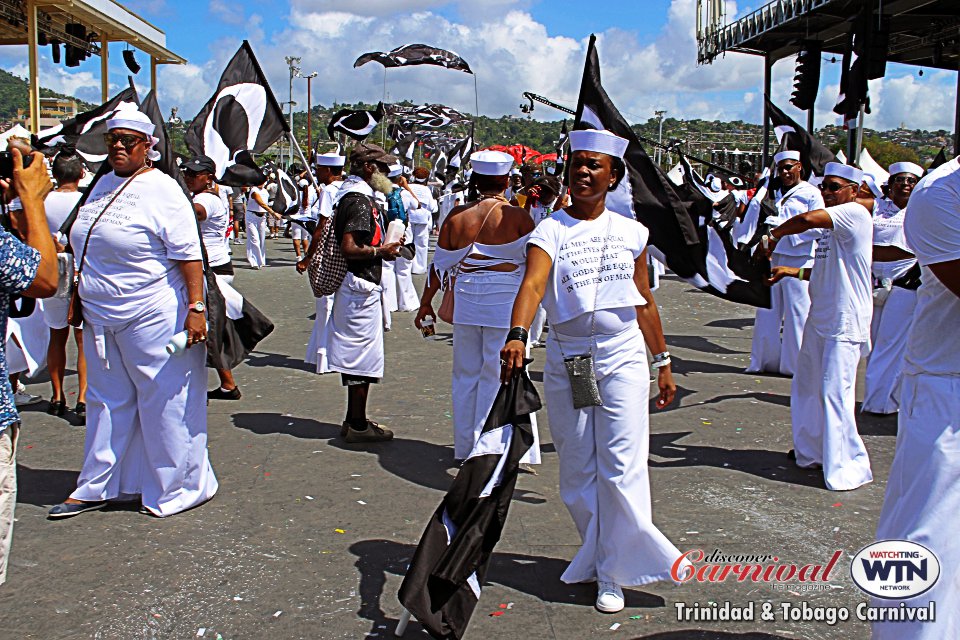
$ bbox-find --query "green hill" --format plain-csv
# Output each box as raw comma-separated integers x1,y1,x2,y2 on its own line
0,67,95,119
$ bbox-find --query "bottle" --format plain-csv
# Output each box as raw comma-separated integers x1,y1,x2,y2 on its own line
385,219,405,245
166,330,190,355
420,315,436,339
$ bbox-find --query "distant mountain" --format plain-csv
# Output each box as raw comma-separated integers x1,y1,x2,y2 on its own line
0,67,95,119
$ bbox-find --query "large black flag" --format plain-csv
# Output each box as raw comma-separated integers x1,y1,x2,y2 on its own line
327,103,385,141
33,86,140,169
833,7,873,125
354,44,472,74
575,35,768,307
270,168,300,217
926,147,948,174
184,40,288,187
398,373,539,640
766,98,836,179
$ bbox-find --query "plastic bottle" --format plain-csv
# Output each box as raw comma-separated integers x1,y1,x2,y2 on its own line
420,315,436,339
385,219,405,245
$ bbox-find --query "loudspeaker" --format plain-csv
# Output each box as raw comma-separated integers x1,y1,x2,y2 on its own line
122,49,141,74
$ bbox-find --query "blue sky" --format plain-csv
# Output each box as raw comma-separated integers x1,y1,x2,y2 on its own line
1,0,955,133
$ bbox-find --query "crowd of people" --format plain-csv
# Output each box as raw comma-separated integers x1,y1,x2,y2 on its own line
0,117,957,637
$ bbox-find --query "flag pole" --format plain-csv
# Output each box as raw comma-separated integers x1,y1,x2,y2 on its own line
287,130,322,196
394,609,411,636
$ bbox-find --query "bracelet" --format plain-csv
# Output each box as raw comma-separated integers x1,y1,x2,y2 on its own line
652,357,672,369
797,267,805,280
761,234,770,250
506,326,529,344
372,246,378,258
652,351,670,363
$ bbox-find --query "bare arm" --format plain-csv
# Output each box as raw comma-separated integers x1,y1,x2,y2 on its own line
177,260,207,347
193,202,208,221
500,246,553,380
634,248,676,409
252,191,279,218
7,149,57,298
770,209,833,241
929,259,960,299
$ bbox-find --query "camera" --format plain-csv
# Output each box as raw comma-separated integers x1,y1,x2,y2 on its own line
0,150,34,181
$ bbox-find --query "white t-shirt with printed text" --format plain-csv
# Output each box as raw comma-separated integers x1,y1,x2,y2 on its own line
871,197,916,282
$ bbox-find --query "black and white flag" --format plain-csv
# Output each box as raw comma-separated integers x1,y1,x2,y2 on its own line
354,43,473,74
429,149,448,183
766,98,836,178
33,86,140,169
926,147,948,174
271,168,300,217
327,103,385,141
398,373,539,640
575,35,769,307
184,40,288,187
445,134,473,185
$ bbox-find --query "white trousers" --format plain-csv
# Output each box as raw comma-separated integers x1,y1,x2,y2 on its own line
328,273,385,379
380,260,397,331
394,256,419,311
790,325,873,491
305,295,334,374
6,302,50,376
872,375,960,640
862,287,917,414
529,306,547,344
451,324,540,464
411,223,431,274
747,254,811,375
545,326,684,586
0,424,17,586
73,303,218,516
245,213,267,268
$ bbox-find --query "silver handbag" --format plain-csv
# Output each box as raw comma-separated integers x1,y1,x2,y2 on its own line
563,354,602,409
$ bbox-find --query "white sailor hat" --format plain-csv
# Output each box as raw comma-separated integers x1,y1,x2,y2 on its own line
569,129,628,159
314,152,346,167
510,168,521,176
387,163,403,178
469,150,514,176
773,150,801,165
888,161,923,178
862,174,883,198
298,179,309,188
708,176,723,192
824,162,864,184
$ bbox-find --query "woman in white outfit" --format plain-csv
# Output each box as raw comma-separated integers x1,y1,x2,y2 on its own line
501,130,683,613
48,112,218,519
245,181,278,269
415,151,540,464
861,161,922,415
407,167,437,274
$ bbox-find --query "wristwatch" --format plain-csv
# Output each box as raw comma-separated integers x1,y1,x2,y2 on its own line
188,301,206,313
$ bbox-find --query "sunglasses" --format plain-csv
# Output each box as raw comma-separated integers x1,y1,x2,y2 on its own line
777,163,801,172
892,176,918,185
103,132,147,149
818,181,855,193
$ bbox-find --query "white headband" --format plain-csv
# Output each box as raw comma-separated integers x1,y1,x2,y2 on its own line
107,113,160,162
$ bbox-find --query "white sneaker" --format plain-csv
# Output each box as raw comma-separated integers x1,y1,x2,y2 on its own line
595,582,624,613
14,388,42,407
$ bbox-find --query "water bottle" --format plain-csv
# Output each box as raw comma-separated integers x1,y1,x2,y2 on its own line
385,219,405,245
166,323,209,355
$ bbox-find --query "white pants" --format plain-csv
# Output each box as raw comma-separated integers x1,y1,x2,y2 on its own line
0,424,17,586
530,306,547,344
245,213,267,268
305,295,334,374
790,326,873,491
395,256,419,311
747,254,811,375
872,375,960,640
451,324,540,463
291,224,310,241
380,260,397,331
862,287,917,414
328,273,385,379
72,302,218,516
545,326,685,586
411,223,431,274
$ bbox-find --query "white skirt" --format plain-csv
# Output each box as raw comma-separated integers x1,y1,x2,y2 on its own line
327,273,384,379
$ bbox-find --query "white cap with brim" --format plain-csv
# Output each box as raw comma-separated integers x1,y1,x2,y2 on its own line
824,162,864,184
387,163,403,178
862,174,883,198
773,150,801,165
470,150,514,176
315,152,346,167
888,161,923,178
106,110,160,161
569,129,628,159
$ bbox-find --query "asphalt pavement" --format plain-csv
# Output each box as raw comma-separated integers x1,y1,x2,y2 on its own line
1,237,900,639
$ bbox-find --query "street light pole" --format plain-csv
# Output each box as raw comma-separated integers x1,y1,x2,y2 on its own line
285,56,301,167
654,110,667,167
303,71,318,157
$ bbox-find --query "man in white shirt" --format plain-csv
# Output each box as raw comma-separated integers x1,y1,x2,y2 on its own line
747,150,824,376
766,162,874,491
872,155,960,640
407,167,437,274
861,161,922,414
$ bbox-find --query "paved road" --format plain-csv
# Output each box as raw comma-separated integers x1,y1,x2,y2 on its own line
2,237,899,639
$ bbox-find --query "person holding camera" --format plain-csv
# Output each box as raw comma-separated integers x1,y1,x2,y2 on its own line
0,146,59,585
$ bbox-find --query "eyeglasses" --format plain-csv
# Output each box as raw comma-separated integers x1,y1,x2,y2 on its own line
777,163,801,172
891,176,918,185
103,132,147,149
818,181,855,193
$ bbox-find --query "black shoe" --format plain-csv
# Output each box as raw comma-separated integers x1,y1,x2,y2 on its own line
786,449,796,460
47,398,66,416
74,402,86,424
48,500,106,519
340,421,350,437
207,387,242,400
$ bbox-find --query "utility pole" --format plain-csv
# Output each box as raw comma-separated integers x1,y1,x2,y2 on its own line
285,56,301,167
654,110,667,167
303,71,317,157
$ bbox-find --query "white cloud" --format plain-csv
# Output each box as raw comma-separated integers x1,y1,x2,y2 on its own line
209,0,246,26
